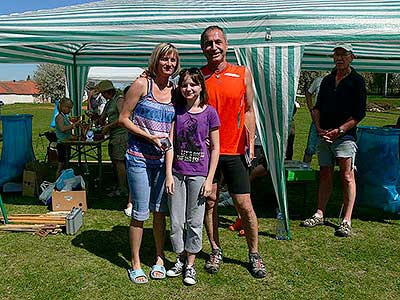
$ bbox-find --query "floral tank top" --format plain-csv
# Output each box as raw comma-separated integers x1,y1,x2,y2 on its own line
126,78,175,168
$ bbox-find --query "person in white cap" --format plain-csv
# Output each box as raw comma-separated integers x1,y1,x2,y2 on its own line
301,43,367,237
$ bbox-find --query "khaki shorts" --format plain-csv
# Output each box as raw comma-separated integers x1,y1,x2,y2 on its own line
318,136,357,168
108,134,128,161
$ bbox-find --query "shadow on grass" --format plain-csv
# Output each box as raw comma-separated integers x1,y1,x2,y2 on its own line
0,192,45,206
71,226,174,270
196,250,249,269
70,224,251,271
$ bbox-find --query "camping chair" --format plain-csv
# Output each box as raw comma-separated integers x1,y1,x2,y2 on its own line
39,130,58,163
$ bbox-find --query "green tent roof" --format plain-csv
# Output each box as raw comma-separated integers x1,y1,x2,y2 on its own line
0,0,400,71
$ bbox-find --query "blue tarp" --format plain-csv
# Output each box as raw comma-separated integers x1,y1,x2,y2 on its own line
0,114,35,186
356,126,400,214
50,100,59,128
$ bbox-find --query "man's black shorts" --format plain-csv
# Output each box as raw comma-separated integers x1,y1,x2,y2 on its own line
214,155,251,194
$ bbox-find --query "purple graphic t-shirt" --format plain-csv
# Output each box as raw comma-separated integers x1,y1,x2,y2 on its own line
173,105,220,177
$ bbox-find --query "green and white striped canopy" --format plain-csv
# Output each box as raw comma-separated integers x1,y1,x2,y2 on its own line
2,0,400,238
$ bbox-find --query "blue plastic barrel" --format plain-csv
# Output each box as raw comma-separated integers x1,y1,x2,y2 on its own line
356,126,400,213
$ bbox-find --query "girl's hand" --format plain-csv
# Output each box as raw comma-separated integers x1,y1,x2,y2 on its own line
201,179,213,197
72,120,81,128
165,175,174,195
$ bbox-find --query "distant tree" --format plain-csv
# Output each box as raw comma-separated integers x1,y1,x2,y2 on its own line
361,72,375,92
360,72,389,95
298,70,325,95
33,63,65,102
389,73,400,95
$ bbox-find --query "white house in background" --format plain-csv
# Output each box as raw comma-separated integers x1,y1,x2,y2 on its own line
0,80,40,104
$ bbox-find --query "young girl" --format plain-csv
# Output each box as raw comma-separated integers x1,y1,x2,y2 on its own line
165,68,220,285
55,97,80,178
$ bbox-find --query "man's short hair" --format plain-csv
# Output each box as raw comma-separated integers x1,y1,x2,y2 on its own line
200,25,226,48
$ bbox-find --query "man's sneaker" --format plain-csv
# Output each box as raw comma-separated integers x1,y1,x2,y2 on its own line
166,256,185,277
249,252,267,278
183,265,197,285
335,221,352,237
205,248,223,274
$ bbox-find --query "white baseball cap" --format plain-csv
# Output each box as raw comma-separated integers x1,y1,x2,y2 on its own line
333,43,353,53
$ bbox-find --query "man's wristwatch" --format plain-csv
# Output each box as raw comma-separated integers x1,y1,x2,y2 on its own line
338,127,345,136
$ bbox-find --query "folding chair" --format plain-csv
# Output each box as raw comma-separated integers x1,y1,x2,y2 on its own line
39,130,58,163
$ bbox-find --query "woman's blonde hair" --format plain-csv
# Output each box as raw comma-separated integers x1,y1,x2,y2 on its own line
148,43,180,78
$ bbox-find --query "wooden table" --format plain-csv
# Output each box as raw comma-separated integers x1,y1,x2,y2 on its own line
61,136,109,188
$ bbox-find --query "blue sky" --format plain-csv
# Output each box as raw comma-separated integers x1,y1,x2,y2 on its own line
0,0,98,81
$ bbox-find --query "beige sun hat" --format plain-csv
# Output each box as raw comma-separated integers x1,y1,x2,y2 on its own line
94,80,115,93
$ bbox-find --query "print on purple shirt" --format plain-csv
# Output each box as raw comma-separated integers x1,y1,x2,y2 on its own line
172,105,220,177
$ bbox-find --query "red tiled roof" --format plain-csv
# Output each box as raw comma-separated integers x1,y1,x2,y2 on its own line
0,81,39,95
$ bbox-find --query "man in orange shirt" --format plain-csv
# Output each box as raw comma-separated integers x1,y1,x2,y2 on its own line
200,25,266,278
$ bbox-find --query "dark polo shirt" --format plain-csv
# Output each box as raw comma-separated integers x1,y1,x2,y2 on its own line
314,67,366,139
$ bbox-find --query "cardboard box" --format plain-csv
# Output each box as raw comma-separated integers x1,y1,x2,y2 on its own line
51,190,87,212
23,161,49,197
23,170,39,197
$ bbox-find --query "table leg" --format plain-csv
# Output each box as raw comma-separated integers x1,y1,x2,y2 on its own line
66,146,70,169
98,143,102,189
78,144,82,167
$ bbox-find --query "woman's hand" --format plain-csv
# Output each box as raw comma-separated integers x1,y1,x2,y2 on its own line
201,178,213,197
165,174,174,195
150,135,167,150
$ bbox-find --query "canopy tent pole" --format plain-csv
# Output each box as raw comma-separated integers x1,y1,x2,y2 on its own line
385,73,389,97
65,63,89,117
65,44,90,116
236,45,304,239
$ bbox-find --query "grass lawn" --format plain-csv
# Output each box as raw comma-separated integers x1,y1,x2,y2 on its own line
0,100,399,300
